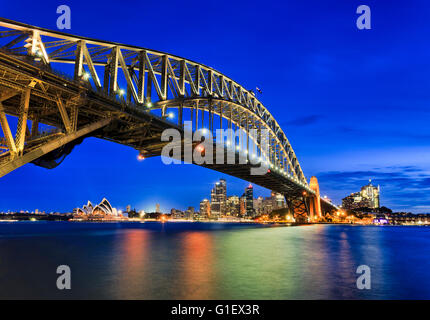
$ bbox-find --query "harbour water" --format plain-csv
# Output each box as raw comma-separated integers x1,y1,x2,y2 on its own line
0,221,429,299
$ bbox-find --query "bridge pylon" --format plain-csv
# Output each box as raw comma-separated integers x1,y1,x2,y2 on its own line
285,194,309,224
284,176,322,223
308,176,322,221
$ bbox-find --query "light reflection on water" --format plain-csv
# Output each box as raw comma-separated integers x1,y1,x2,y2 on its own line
0,221,429,299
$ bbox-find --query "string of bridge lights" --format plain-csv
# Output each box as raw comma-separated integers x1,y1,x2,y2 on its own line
79,76,311,192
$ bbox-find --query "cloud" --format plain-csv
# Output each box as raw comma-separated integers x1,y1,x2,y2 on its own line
316,165,430,213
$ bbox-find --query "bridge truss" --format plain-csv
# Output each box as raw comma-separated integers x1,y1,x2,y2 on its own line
0,18,338,220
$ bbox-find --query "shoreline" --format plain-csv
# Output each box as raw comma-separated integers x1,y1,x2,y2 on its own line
1,218,429,227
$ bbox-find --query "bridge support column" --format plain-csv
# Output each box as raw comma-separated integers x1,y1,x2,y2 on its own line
285,195,310,224
309,176,322,221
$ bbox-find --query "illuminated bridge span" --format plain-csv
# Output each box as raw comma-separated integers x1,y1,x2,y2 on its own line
0,18,338,221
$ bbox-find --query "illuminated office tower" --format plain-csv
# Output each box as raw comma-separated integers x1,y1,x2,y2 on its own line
342,179,381,209
200,199,211,218
244,184,254,216
211,179,227,218
227,195,240,216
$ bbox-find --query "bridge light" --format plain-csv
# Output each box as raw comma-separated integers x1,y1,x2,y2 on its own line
82,72,90,80
236,146,240,151
167,112,174,119
118,89,125,96
201,128,208,134
146,102,153,108
137,153,145,161
226,140,231,146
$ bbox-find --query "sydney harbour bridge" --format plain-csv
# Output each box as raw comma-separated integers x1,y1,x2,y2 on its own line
0,18,338,222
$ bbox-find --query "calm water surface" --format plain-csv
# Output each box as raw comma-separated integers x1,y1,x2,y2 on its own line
0,221,429,299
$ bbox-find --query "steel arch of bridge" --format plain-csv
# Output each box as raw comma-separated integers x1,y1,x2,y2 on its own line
0,17,307,186
0,18,341,219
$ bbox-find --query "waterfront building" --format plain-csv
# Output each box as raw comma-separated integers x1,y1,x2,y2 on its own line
257,191,286,215
227,195,240,216
239,196,246,216
200,199,211,218
171,208,184,219
74,198,125,220
273,192,286,209
253,196,264,215
243,184,254,217
185,206,195,219
342,180,380,210
211,179,227,218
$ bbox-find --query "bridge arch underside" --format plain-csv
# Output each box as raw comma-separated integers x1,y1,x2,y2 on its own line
0,18,339,219
148,97,305,179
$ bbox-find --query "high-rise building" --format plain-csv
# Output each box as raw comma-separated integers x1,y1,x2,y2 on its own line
342,180,380,209
360,180,380,208
239,196,246,216
126,205,131,212
155,203,161,213
253,196,264,215
211,179,227,218
259,192,285,215
243,184,254,216
171,208,184,219
185,206,195,219
200,199,211,218
227,196,240,216
273,192,286,209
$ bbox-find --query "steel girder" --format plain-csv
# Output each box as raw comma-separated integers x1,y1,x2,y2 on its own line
0,17,341,215
0,17,307,185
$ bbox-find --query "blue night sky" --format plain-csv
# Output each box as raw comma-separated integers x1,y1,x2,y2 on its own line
1,0,429,213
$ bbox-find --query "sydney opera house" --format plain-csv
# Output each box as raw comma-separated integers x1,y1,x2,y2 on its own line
73,198,127,221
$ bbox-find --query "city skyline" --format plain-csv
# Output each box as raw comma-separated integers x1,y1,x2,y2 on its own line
0,0,429,213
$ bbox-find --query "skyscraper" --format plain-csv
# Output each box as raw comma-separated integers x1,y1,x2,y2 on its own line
360,180,380,208
243,184,254,216
239,196,246,216
200,199,211,218
211,179,227,218
342,180,381,209
253,196,264,215
227,195,240,216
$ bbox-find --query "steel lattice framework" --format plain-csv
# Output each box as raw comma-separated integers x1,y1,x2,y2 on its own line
0,18,338,220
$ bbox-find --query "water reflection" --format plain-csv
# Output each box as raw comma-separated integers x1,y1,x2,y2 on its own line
179,232,214,299
113,229,150,298
0,222,430,299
